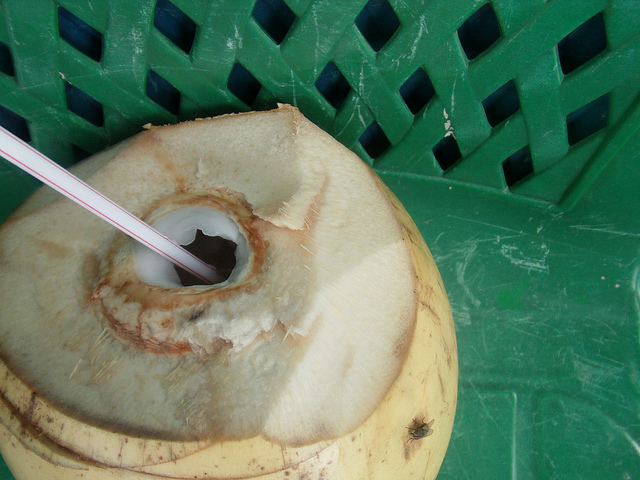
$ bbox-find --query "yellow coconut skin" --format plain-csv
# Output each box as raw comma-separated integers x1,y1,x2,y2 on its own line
0,112,457,480
0,186,457,480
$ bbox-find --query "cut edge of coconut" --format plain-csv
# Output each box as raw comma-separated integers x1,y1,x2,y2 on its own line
0,183,457,479
0,107,453,469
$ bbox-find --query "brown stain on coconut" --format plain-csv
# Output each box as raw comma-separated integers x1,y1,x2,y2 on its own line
439,372,447,399
150,146,188,192
392,320,415,361
91,191,268,354
34,238,72,259
0,389,88,463
125,127,189,192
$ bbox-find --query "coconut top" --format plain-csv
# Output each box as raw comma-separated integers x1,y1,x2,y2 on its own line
0,106,416,445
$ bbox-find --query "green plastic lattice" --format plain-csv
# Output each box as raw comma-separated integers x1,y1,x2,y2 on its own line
1,1,640,479
0,0,639,220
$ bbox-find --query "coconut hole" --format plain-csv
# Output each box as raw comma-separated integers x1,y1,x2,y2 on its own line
175,229,237,287
134,206,250,289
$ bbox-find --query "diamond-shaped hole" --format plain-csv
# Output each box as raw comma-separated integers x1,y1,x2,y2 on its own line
482,80,520,127
433,135,462,171
252,0,296,45
558,12,606,75
65,82,104,127
72,144,92,162
355,0,400,52
566,94,609,146
316,62,351,109
0,105,30,142
359,121,391,159
0,43,14,76
400,68,435,115
154,0,197,54
146,69,181,115
458,3,501,61
227,63,262,107
502,146,533,187
58,6,103,62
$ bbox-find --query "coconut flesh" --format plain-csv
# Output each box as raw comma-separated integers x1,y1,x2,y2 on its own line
0,106,421,447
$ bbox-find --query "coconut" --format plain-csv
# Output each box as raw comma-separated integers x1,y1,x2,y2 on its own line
0,105,457,479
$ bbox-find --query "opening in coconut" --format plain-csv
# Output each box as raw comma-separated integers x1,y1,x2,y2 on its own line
134,206,250,288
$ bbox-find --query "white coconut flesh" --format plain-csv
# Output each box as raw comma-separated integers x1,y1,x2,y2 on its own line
133,205,250,288
0,105,416,445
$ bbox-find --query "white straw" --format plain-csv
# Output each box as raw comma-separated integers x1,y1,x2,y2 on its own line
0,126,221,285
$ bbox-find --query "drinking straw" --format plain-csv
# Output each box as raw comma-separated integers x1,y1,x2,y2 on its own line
0,126,221,285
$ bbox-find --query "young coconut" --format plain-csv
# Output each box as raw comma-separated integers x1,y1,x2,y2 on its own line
0,105,457,480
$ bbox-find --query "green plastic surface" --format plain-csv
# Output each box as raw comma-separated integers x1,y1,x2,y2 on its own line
0,0,639,478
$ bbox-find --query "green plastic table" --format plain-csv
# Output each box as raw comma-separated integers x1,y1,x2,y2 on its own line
0,0,639,478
